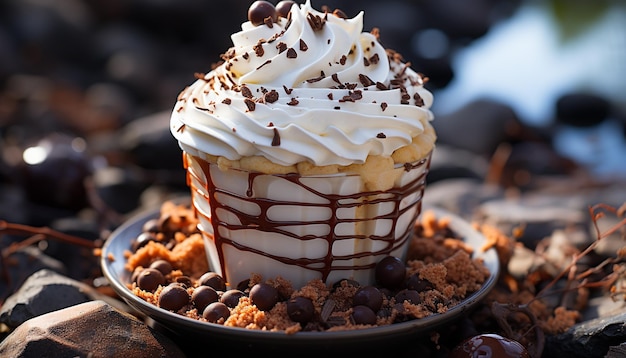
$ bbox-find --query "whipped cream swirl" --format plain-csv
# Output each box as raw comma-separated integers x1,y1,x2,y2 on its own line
171,0,434,167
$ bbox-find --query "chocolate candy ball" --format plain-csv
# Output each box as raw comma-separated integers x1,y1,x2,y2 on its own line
394,289,421,305
203,302,230,323
158,284,190,311
351,305,377,325
249,283,279,311
375,256,406,289
286,296,314,323
136,268,165,292
449,333,530,358
191,286,219,312
149,259,172,275
198,272,226,291
220,289,246,308
406,273,433,292
276,1,296,18
248,1,277,26
353,286,383,312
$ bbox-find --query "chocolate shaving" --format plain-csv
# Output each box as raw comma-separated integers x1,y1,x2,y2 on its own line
339,90,363,102
222,98,232,105
286,48,297,59
271,128,280,146
321,299,336,321
276,42,287,53
263,16,273,28
299,39,308,51
253,41,265,57
257,59,272,70
381,102,388,111
363,57,370,67
244,98,256,111
369,53,380,65
414,93,424,107
283,85,293,95
401,93,410,105
371,27,380,39
339,55,347,65
359,74,374,87
333,9,347,19
241,86,253,98
242,52,250,60
327,93,333,100
377,132,386,138
376,82,388,90
287,98,299,106
176,124,185,132
306,71,326,83
306,12,325,31
194,72,206,80
264,90,279,103
331,73,341,85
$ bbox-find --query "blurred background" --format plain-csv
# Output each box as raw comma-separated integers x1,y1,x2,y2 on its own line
0,0,625,227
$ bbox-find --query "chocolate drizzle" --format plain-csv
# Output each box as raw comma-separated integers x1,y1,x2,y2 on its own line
185,153,432,285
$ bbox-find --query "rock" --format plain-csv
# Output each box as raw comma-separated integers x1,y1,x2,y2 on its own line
0,247,67,300
0,300,185,358
0,269,130,329
543,310,626,358
119,111,184,172
428,144,489,183
432,98,521,157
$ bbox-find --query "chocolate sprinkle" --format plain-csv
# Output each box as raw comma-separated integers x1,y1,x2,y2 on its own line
333,9,347,19
253,42,265,57
359,74,374,87
339,90,363,102
299,39,308,51
241,86,253,98
307,12,325,31
369,53,380,65
272,128,280,146
244,98,256,111
286,48,297,59
264,90,279,103
257,59,272,70
414,93,424,107
276,42,287,53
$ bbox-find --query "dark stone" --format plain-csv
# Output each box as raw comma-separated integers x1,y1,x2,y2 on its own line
544,311,626,358
0,269,129,329
0,247,67,302
433,99,522,157
0,300,185,357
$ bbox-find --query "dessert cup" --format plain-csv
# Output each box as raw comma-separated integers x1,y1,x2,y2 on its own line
184,151,432,289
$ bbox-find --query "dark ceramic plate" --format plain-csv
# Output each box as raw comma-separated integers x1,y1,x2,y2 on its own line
101,200,499,353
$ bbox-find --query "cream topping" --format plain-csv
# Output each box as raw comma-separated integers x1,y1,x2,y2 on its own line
171,0,434,167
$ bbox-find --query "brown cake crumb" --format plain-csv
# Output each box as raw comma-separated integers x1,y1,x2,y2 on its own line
122,202,491,333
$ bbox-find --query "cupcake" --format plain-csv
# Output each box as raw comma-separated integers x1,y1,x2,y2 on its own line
170,0,436,289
